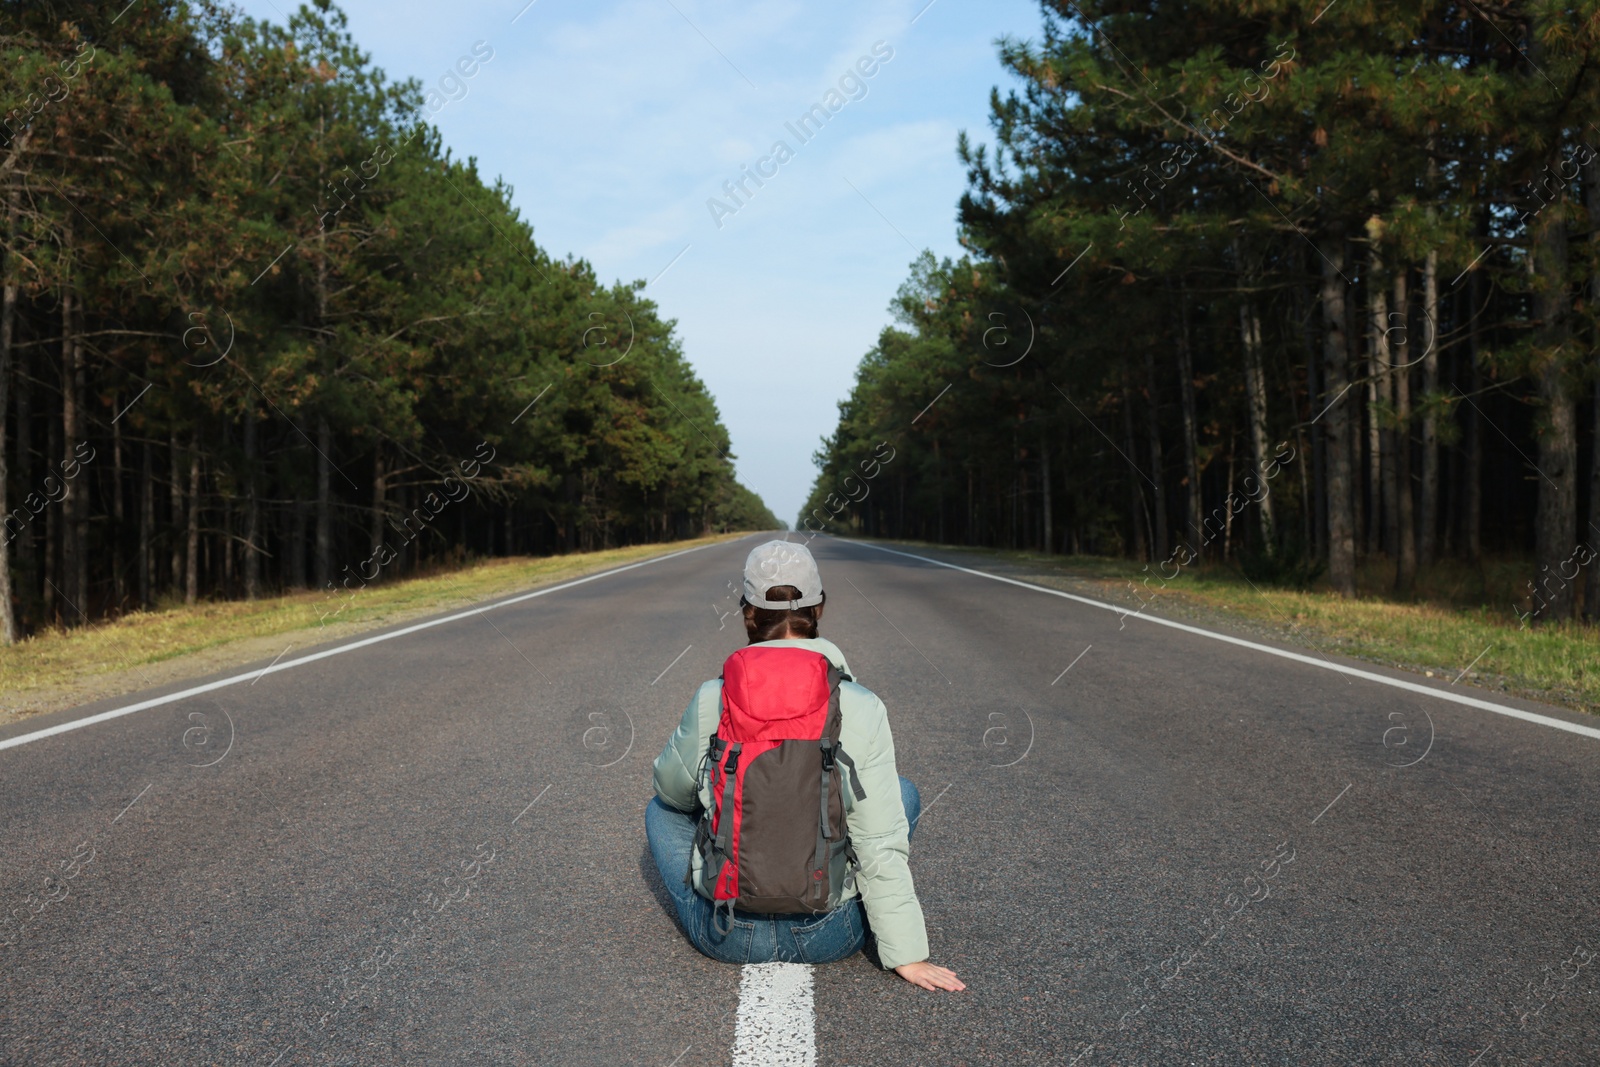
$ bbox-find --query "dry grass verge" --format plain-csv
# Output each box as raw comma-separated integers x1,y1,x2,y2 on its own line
868,539,1599,717
0,533,748,725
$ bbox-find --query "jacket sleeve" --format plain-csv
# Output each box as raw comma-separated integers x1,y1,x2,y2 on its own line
653,680,719,813
843,690,930,970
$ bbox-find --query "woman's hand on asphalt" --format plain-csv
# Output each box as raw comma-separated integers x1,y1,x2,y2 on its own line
894,961,966,991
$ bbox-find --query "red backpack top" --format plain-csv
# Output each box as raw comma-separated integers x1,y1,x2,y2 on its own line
691,646,866,928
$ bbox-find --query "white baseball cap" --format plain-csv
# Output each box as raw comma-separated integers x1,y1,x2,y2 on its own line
743,540,824,609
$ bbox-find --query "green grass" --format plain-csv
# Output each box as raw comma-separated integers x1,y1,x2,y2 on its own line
0,533,749,722
870,538,1600,716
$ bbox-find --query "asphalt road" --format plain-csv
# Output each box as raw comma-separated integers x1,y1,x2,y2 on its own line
2,533,1597,1066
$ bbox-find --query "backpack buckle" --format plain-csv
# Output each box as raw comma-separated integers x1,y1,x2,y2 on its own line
819,737,836,772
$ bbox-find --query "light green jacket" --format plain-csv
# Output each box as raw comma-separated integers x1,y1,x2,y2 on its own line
651,636,930,969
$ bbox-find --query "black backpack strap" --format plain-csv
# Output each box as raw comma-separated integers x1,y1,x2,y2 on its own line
842,840,863,895
819,663,865,906
712,741,742,855
823,662,866,801
813,738,836,888
700,740,742,899
819,738,836,805
707,692,741,939
833,747,867,801
686,735,722,888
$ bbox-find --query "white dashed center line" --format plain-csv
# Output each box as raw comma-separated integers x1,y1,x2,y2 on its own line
732,963,815,1066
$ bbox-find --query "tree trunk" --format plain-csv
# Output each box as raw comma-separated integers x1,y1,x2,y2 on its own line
14,322,32,585
1175,287,1202,555
313,111,334,589
0,253,14,643
1222,443,1236,561
1586,150,1600,622
1296,278,1319,555
1464,265,1483,563
185,433,201,605
60,278,81,622
170,430,184,594
6,191,30,630
1419,249,1441,568
1299,313,1324,559
966,467,974,545
112,409,126,607
1321,228,1357,595
1012,432,1023,550
1527,16,1577,622
1308,294,1327,560
244,413,260,599
1392,268,1416,593
1240,299,1275,555
1039,428,1051,553
222,493,234,593
1368,247,1391,562
315,415,332,586
70,304,86,617
1121,378,1147,560
1143,347,1168,559
1346,268,1366,556
139,440,152,608
1530,210,1577,622
897,468,905,541
1366,371,1383,555
1587,370,1600,622
291,496,307,589
44,402,58,622
370,443,386,556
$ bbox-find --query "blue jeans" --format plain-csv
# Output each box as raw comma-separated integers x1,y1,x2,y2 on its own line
645,776,921,965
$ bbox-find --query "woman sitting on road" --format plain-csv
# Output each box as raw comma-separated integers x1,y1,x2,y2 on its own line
646,540,965,991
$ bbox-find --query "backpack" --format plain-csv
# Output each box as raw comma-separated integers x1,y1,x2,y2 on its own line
690,646,867,932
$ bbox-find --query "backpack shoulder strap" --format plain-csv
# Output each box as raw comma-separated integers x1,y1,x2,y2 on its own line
821,661,867,801
833,747,867,802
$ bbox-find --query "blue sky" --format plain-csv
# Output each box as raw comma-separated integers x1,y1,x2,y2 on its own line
235,0,1044,524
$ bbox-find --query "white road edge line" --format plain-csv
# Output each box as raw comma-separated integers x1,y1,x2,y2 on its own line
839,539,1600,742
732,962,815,1067
0,540,732,753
